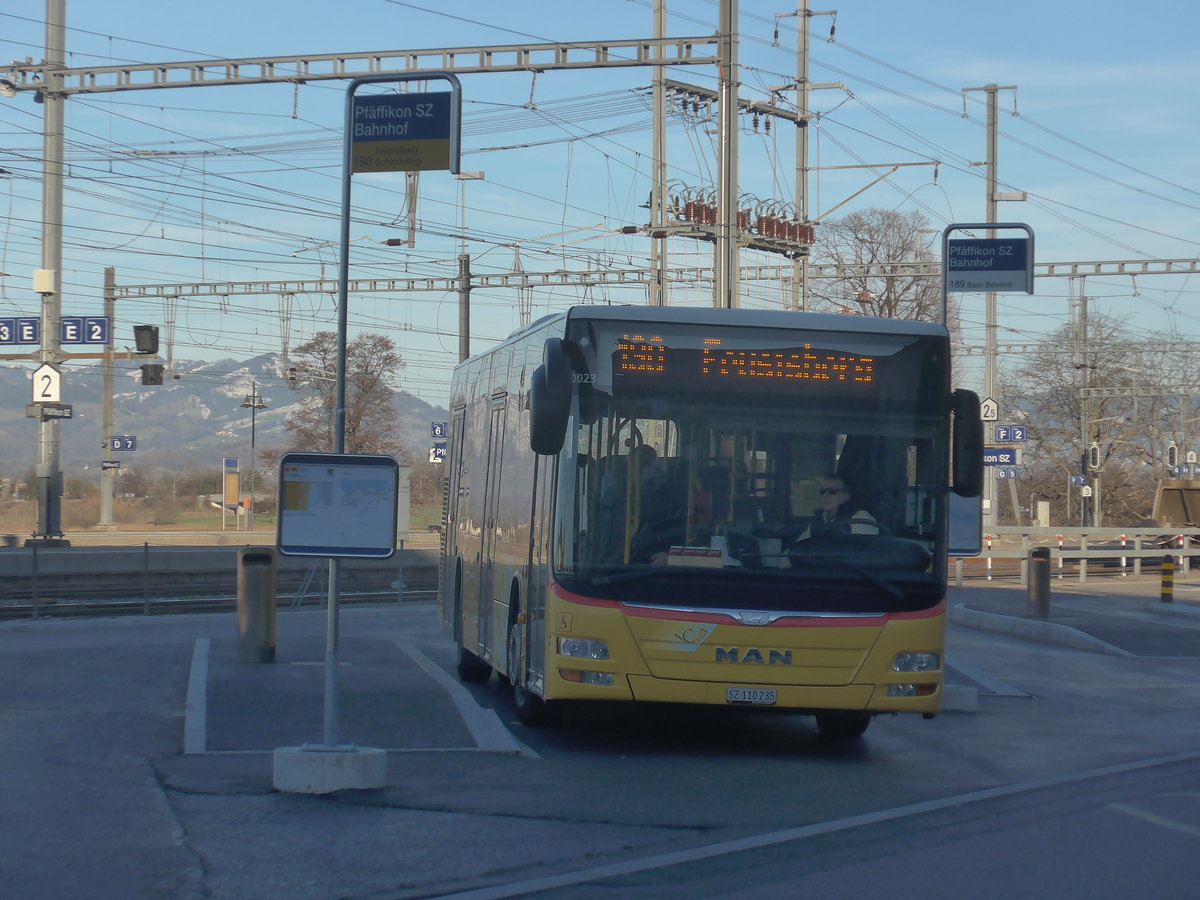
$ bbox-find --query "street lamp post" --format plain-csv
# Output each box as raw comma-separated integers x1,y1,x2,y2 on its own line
241,382,267,531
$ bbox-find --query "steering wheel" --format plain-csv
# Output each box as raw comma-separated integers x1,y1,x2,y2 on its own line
607,420,644,456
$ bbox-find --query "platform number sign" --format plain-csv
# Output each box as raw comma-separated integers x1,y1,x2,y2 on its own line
1,317,40,344
31,363,62,404
993,424,1028,443
60,316,111,344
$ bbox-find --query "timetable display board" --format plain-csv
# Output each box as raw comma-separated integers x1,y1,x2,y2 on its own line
277,452,398,558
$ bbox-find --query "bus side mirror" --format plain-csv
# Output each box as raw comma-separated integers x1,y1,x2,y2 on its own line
529,339,571,455
947,492,983,556
952,388,984,498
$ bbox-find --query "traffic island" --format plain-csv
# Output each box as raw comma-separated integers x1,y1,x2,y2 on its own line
272,745,387,794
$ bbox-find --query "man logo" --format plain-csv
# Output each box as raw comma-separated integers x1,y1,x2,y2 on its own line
715,647,793,665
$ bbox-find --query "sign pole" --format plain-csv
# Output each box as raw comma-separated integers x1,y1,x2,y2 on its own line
943,222,1035,527
322,72,460,750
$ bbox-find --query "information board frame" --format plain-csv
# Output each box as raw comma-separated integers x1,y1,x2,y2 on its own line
276,451,399,558
939,222,1035,324
351,90,457,173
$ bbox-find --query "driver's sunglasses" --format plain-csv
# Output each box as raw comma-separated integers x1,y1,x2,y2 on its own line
818,487,846,496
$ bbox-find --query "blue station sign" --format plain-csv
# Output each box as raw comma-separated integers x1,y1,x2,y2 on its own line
947,238,1031,293
0,317,40,345
60,316,111,344
351,92,455,174
983,447,1018,466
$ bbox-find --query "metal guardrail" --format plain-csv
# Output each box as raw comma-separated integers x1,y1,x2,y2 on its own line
952,527,1200,586
0,542,439,618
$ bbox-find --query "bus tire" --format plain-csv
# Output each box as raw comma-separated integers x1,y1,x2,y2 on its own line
815,712,871,740
456,645,493,683
508,622,553,726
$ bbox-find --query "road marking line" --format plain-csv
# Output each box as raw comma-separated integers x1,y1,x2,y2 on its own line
395,640,539,759
290,661,352,666
435,748,1200,899
1110,802,1200,839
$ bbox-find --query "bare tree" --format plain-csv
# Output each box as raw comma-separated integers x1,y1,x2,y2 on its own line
284,331,409,459
999,312,1200,526
808,208,943,321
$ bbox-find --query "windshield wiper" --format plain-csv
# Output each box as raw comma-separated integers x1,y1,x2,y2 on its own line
589,565,700,586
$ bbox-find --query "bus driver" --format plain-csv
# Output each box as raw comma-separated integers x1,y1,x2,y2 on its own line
795,474,878,541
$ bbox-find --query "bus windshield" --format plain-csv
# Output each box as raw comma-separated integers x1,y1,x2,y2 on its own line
553,323,950,614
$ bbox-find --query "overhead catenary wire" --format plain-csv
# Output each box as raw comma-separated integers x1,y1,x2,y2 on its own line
0,1,1193,415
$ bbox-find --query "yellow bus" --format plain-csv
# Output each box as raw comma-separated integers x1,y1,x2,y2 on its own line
439,305,982,739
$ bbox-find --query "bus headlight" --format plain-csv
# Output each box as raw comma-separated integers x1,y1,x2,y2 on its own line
558,637,610,660
893,652,940,672
887,683,938,698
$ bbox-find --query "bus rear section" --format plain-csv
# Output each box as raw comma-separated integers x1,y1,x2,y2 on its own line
441,305,982,739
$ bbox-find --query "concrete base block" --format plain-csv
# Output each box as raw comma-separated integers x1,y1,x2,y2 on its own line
272,746,387,794
940,684,979,713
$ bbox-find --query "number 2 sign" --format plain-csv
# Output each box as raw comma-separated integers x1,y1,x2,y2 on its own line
31,363,62,404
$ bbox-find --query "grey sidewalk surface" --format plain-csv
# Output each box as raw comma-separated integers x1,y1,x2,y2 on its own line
950,574,1200,658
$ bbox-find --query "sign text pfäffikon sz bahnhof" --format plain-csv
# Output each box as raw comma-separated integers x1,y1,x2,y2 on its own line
351,92,453,173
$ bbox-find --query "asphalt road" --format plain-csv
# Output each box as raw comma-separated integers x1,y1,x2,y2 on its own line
3,580,1200,899
520,754,1200,899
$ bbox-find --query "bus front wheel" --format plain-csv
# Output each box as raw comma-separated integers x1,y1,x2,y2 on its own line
508,623,554,726
815,712,871,740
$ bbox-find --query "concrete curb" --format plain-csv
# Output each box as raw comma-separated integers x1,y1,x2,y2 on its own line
1153,601,1200,620
949,603,1133,657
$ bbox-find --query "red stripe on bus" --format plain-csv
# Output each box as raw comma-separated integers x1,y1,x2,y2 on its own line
550,582,945,626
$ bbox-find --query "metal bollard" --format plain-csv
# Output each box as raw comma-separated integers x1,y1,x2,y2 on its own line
1162,555,1175,604
237,546,277,663
1027,547,1051,618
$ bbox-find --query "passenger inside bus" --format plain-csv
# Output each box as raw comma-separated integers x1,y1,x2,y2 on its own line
626,446,684,564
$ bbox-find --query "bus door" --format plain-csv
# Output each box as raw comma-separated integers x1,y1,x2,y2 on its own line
478,397,507,657
524,452,554,692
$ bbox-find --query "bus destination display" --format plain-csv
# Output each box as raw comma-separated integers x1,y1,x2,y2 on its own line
614,335,876,387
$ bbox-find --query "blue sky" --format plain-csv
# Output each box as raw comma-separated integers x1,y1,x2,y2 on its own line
1,1,1197,409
